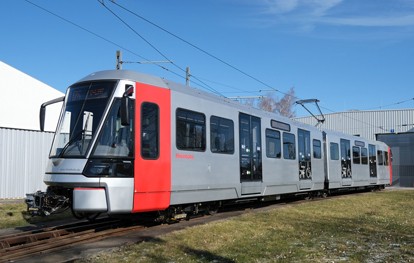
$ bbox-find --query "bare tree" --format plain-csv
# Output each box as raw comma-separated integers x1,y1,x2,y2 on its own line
275,87,296,118
258,93,277,112
257,87,296,118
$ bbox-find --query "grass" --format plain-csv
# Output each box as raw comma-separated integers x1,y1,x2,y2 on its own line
0,201,72,229
80,190,414,263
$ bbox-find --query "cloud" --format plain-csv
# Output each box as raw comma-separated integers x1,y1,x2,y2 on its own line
261,0,343,16
308,0,343,16
319,14,414,27
257,0,414,29
261,0,299,14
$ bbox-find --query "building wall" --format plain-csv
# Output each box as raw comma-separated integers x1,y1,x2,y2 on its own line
0,62,65,199
0,61,64,132
377,133,414,187
296,109,414,140
0,127,53,199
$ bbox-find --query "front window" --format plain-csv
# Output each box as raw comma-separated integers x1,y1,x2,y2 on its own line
92,99,134,158
50,81,117,158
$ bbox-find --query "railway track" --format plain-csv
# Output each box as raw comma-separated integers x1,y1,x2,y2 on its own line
0,218,146,262
0,201,293,262
0,189,375,262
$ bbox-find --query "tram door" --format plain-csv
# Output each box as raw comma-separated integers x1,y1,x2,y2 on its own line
298,129,312,189
368,144,377,180
298,129,312,179
340,139,352,186
133,82,171,212
239,113,262,195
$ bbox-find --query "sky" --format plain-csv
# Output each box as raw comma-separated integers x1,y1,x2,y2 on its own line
1,0,414,117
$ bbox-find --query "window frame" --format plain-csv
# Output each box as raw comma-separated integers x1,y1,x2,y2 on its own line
176,108,206,152
141,102,159,160
361,147,368,165
266,129,281,159
377,150,384,165
384,151,389,166
352,146,361,164
330,142,339,160
283,132,296,160
313,139,322,159
210,115,235,154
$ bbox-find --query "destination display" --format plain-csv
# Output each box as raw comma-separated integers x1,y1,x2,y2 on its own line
68,81,115,102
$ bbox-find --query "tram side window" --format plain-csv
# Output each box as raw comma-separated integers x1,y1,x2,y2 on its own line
330,142,339,160
384,151,389,166
361,147,368,164
141,103,159,159
210,116,234,154
283,132,296,160
266,129,281,158
313,139,322,159
377,150,384,165
353,146,361,164
176,108,206,151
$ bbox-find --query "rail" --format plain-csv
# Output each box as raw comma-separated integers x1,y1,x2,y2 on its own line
0,218,145,262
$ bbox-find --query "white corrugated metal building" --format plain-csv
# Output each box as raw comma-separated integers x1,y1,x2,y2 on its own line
0,128,54,198
296,109,414,187
0,61,64,198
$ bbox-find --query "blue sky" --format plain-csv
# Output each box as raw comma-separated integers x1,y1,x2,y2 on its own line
1,0,414,117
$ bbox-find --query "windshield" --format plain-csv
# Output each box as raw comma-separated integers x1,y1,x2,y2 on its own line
92,99,134,158
50,81,117,158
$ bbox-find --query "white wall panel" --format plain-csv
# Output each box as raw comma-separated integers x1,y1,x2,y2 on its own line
0,127,53,199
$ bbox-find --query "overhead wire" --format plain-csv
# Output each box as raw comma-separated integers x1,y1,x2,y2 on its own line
23,0,287,98
97,0,224,97
24,0,403,132
96,1,414,132
106,0,291,96
108,1,414,129
110,1,391,119
318,97,414,132
24,1,142,64
24,0,223,96
317,105,388,132
23,0,187,83
362,97,414,111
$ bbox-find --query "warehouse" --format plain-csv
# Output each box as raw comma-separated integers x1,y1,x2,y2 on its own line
296,109,414,187
0,61,63,198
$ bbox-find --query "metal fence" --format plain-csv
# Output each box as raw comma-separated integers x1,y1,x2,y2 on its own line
0,127,54,199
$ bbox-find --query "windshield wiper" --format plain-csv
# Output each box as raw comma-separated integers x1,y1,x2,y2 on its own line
57,111,93,158
57,130,84,158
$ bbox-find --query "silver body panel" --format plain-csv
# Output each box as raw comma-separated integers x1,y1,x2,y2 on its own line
325,130,390,189
99,177,134,213
73,188,107,212
168,81,328,204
